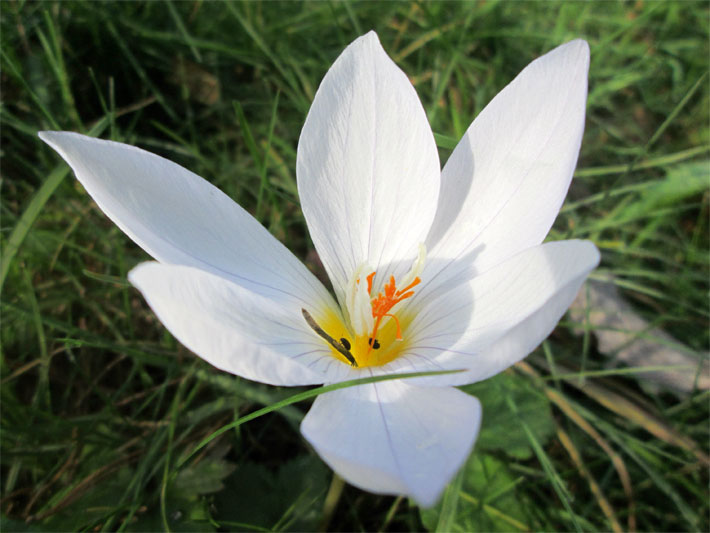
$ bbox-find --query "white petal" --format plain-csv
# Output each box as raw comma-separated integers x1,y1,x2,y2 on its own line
424,40,589,292
301,380,481,507
297,32,440,302
39,131,331,308
128,262,338,386
398,240,599,386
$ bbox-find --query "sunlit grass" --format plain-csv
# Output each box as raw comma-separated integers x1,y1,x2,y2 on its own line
2,1,708,531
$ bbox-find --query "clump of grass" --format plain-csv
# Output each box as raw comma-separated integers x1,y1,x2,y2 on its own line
2,1,708,531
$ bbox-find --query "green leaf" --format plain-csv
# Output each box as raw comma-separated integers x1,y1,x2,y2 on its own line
173,457,237,497
212,455,328,532
463,373,555,460
420,454,529,532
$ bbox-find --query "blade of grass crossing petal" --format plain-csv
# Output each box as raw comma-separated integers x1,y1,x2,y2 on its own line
177,369,463,470
193,369,303,427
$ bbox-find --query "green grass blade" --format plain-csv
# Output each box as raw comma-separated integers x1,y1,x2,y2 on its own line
0,119,109,293
177,368,463,470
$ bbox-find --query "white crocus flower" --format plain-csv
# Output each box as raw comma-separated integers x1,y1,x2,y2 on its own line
39,32,598,507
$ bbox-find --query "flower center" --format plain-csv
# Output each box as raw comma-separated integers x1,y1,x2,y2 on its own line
365,271,420,355
303,245,426,368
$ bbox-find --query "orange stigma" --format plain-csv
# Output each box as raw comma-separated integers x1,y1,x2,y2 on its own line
366,272,420,355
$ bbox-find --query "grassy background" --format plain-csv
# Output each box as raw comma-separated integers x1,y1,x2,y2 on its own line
2,1,708,531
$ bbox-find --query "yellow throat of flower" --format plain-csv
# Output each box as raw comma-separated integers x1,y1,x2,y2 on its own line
303,246,426,368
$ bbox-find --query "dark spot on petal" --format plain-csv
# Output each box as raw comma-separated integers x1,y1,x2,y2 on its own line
340,338,351,350
368,338,381,350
